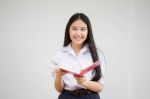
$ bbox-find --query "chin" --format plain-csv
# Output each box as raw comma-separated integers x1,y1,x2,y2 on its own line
74,42,84,45
72,39,85,45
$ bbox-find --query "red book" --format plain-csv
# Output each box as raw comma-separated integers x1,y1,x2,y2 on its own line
59,60,100,77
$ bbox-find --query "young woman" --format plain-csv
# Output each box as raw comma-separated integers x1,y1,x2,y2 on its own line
50,13,105,99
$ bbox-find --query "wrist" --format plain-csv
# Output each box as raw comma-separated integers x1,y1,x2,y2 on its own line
81,79,89,87
56,74,63,78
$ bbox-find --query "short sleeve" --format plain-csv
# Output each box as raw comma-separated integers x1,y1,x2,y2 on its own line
49,52,60,78
97,48,106,85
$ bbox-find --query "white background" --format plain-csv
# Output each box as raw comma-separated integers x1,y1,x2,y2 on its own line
0,0,150,99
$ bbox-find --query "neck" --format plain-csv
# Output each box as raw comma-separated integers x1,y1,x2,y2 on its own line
71,43,84,55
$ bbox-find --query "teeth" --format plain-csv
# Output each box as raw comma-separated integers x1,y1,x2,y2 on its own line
76,37,81,39
75,37,81,40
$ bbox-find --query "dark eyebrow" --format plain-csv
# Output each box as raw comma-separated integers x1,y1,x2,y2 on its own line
71,26,77,28
71,26,87,29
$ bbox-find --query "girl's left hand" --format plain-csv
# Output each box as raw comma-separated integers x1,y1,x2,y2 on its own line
74,76,88,86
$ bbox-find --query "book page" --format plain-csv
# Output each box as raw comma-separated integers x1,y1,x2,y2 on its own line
59,67,80,75
80,60,100,75
59,60,100,77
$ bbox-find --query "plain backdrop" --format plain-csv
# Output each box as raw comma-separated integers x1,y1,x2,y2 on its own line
0,0,150,99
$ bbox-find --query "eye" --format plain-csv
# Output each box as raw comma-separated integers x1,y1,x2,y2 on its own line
81,28,86,31
72,28,77,30
71,27,77,31
81,29,85,31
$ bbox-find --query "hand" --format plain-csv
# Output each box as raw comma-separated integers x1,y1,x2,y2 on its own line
74,76,88,86
55,68,66,77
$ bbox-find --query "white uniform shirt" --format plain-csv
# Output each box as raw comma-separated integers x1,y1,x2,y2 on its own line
50,43,105,90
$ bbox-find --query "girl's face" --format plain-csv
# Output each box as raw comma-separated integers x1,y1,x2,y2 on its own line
69,19,88,46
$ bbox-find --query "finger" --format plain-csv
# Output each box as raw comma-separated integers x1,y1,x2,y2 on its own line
54,67,60,72
74,76,79,79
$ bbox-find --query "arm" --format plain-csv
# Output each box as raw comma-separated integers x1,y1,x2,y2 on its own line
75,77,104,92
54,68,65,93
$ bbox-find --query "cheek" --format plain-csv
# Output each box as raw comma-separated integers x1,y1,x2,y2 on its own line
69,29,74,35
84,32,88,38
69,30,76,37
69,32,74,40
69,31,72,36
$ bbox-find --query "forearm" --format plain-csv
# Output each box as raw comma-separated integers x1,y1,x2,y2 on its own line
54,75,64,93
82,81,104,92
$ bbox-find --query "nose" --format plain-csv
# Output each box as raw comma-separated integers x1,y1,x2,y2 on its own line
76,30,82,35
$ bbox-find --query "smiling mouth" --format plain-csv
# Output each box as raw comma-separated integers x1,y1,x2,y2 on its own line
74,37,83,40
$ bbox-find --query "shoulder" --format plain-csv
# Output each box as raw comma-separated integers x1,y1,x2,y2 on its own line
96,47,106,64
96,47,106,72
51,46,69,59
52,47,64,58
96,47,105,58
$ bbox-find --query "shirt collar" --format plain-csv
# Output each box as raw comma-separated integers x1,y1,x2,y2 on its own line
62,43,89,55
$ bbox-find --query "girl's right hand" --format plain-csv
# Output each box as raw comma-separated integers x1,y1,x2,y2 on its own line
55,68,66,77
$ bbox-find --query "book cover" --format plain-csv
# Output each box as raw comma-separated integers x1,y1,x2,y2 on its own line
59,60,100,77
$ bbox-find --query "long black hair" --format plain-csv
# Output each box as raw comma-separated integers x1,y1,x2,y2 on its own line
63,13,101,81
